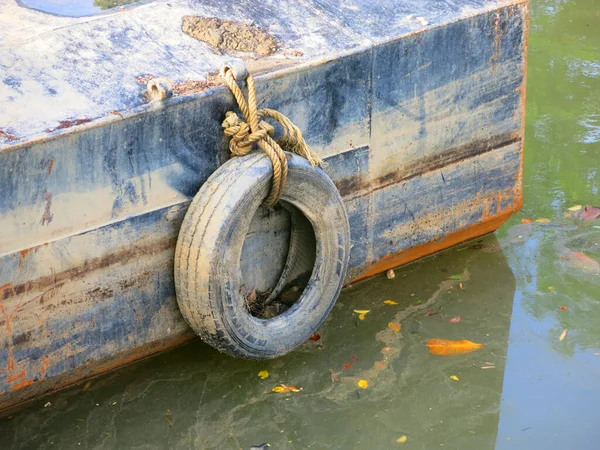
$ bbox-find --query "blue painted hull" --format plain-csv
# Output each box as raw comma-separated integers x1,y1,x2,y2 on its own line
0,0,528,409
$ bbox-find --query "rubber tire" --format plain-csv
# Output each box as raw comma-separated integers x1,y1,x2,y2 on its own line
174,152,350,359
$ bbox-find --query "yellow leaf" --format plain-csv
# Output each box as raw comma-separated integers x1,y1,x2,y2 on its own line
353,309,371,314
535,218,551,223
396,435,408,444
357,379,369,389
288,385,302,392
450,375,459,381
384,300,399,305
387,322,402,333
568,205,582,211
426,338,484,355
272,385,290,393
559,329,567,341
258,370,269,380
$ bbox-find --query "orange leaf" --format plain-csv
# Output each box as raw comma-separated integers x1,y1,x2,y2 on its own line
560,306,567,311
272,385,291,393
425,338,484,355
387,322,402,332
310,333,321,341
288,385,302,392
521,218,533,224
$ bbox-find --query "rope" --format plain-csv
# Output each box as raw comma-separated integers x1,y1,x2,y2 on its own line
220,67,323,206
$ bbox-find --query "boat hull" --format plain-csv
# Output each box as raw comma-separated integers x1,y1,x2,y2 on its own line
0,0,528,409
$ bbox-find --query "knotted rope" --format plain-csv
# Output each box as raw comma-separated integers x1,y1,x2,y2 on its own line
220,67,323,206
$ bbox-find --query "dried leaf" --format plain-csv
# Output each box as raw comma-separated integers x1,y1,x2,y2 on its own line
386,269,396,279
448,316,461,323
396,435,408,444
258,370,269,380
559,329,567,341
383,347,392,352
579,205,600,221
357,379,369,389
310,333,321,341
564,251,600,272
560,306,567,311
358,313,367,320
272,385,290,393
426,338,484,355
448,274,463,280
450,375,459,381
388,322,402,332
343,363,352,370
288,385,302,392
521,218,533,224
536,218,551,223
384,300,399,305
353,309,370,314
568,205,582,211
247,289,257,303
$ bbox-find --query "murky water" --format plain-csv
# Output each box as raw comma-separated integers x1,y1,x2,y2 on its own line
2,0,600,448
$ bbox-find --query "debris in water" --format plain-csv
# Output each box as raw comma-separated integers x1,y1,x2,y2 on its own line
309,333,321,341
559,329,567,341
450,375,459,381
44,402,51,408
521,218,533,224
425,309,434,316
354,309,371,320
449,316,461,323
250,444,270,450
560,306,567,311
386,269,396,279
535,218,551,223
563,251,600,272
384,300,399,305
258,370,269,380
568,205,582,211
448,274,462,280
387,322,402,332
396,435,408,444
426,339,484,355
343,364,352,370
481,365,495,369
357,379,369,389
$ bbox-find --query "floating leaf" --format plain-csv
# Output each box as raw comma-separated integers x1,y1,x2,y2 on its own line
383,347,392,352
426,338,484,355
343,363,352,370
568,205,582,211
272,385,290,393
563,251,600,273
578,205,600,221
288,386,302,392
388,322,402,332
384,300,399,305
386,269,396,279
536,218,551,223
559,329,567,341
448,316,461,323
481,365,495,369
310,333,321,341
396,436,408,444
560,306,567,311
448,274,462,280
353,309,370,314
450,375,459,381
359,313,367,320
521,218,533,224
258,370,269,380
357,379,369,389
425,309,434,316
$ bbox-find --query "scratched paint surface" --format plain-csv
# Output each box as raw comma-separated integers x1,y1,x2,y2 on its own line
0,0,527,408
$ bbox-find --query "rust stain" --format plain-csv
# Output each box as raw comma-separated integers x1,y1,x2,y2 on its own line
6,367,26,383
18,248,32,268
41,191,53,225
1,236,175,302
47,158,54,175
351,210,514,283
337,133,518,199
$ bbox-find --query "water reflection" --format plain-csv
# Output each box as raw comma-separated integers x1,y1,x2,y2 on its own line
1,236,516,449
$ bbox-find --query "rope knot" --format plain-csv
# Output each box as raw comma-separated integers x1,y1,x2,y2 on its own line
220,66,323,206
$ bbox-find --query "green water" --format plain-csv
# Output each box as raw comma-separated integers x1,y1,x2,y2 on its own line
2,0,600,448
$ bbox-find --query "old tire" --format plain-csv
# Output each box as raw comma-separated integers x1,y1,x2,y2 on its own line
174,152,350,359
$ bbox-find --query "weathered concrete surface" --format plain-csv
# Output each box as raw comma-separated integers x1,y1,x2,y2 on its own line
0,0,528,409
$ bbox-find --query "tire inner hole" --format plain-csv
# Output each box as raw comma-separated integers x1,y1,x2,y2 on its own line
239,201,316,319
